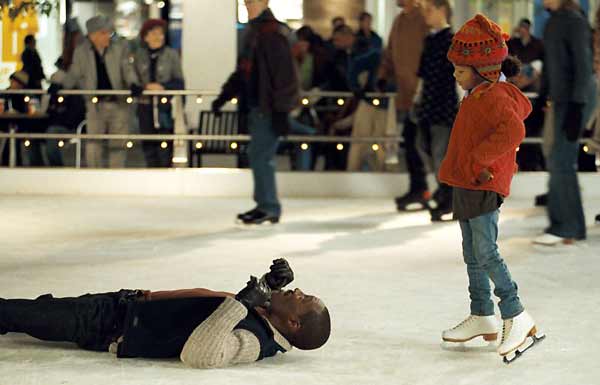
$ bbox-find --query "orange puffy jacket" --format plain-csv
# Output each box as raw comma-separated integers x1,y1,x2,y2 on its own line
439,82,532,197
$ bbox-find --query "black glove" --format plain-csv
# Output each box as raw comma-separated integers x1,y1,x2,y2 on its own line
235,276,272,309
272,111,291,136
47,83,62,96
263,258,294,291
130,84,144,97
376,78,387,92
211,96,227,118
563,102,584,142
353,88,366,101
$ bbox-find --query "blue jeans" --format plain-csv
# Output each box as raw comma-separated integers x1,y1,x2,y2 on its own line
460,210,524,319
546,103,586,239
288,118,315,171
248,109,281,216
46,125,71,167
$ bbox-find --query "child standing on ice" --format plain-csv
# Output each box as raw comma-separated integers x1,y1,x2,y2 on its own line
438,14,544,363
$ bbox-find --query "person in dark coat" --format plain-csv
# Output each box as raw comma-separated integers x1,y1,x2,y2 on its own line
0,259,331,369
533,0,594,246
212,0,299,225
131,19,185,168
21,35,46,90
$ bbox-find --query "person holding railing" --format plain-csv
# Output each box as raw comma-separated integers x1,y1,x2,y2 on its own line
131,19,185,168
50,16,137,169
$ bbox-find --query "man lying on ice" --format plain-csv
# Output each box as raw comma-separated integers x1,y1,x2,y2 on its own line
0,259,331,368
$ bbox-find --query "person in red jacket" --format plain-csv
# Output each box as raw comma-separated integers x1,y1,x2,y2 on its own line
438,14,544,364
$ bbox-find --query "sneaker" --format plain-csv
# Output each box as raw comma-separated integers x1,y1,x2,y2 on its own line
533,233,574,246
442,315,499,343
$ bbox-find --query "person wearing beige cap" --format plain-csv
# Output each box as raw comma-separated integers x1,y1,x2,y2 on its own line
51,15,137,168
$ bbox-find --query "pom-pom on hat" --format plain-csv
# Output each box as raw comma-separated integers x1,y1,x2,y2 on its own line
447,14,510,82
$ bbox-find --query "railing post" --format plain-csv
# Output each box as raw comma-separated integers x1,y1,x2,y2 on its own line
9,125,16,168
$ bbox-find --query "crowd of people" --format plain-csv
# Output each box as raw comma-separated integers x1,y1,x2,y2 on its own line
0,0,599,229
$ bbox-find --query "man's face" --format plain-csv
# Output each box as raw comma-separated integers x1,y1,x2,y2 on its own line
543,0,560,11
245,0,268,20
518,25,530,38
89,29,112,51
270,289,325,320
333,32,353,50
359,16,372,31
144,27,165,50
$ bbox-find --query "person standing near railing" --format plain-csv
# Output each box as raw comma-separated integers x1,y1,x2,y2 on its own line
212,0,299,226
533,0,594,246
377,0,431,212
131,19,185,168
413,0,458,222
50,16,137,169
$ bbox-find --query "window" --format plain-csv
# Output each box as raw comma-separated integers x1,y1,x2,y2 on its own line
237,0,303,24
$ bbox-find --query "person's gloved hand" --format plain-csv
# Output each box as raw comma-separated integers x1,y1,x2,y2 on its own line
263,258,294,291
473,168,494,186
376,78,387,92
272,111,291,136
130,84,144,97
47,83,62,97
563,102,584,142
353,88,366,101
235,276,272,309
211,96,227,118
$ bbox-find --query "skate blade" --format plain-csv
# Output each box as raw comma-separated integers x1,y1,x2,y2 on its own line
503,332,546,365
235,219,279,227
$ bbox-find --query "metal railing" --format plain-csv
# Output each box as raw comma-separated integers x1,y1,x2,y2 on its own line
1,88,590,169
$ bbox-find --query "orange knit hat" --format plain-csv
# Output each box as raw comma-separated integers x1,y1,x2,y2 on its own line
447,14,510,82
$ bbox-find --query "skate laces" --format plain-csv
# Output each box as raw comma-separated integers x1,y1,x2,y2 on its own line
501,319,513,344
453,315,476,330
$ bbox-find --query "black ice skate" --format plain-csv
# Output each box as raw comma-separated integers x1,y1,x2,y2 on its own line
595,214,600,224
236,208,279,226
395,190,431,212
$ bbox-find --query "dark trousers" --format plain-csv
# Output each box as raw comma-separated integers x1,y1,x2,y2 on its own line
400,112,428,193
139,104,173,168
546,103,587,239
0,290,140,351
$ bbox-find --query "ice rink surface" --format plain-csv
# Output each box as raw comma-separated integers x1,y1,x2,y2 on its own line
1,195,599,385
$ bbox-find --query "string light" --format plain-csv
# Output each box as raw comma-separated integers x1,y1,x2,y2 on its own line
230,142,238,150
161,142,168,149
161,97,168,104
92,97,99,104
24,140,31,147
57,96,64,103
126,141,134,149
196,96,203,104
337,98,345,106
301,143,309,151
231,98,238,105
24,96,30,103
58,140,65,148
372,99,380,106
195,142,203,149
157,1,166,8
301,98,310,106
583,145,589,153
336,143,344,151
126,97,134,104
372,144,380,152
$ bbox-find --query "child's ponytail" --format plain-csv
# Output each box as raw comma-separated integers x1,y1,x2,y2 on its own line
501,55,522,78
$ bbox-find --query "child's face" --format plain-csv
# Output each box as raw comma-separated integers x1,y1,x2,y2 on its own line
453,64,480,91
